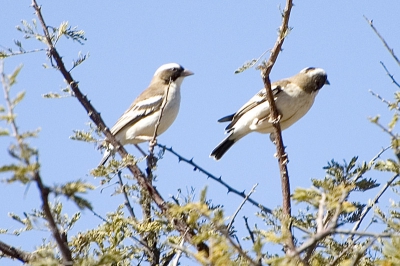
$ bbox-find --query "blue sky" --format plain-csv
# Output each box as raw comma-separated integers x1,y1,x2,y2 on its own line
1,1,400,264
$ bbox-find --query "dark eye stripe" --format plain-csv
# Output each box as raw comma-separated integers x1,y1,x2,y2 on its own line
305,67,316,72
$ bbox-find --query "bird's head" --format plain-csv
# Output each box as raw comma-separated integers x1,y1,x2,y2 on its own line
296,67,330,93
153,63,194,85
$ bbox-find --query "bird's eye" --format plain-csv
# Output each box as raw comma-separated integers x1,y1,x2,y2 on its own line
172,67,177,72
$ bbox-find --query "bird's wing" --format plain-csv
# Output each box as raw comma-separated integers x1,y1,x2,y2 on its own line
110,93,164,135
225,83,284,131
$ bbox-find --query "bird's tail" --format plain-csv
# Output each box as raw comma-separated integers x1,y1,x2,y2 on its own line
98,142,114,166
98,149,111,166
210,133,236,160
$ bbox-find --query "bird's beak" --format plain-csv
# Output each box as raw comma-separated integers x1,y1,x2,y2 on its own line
181,69,194,77
325,79,330,85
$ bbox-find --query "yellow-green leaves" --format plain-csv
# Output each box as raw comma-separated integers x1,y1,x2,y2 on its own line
375,159,400,173
8,65,23,87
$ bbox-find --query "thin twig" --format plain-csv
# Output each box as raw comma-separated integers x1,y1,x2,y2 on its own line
352,145,392,183
370,115,397,139
149,79,171,155
369,90,400,112
304,192,325,263
1,62,26,164
244,216,255,244
117,171,136,219
31,0,209,256
294,190,348,257
328,234,364,266
352,174,399,233
158,144,273,215
0,48,46,58
380,61,400,88
218,226,260,266
227,184,258,231
350,237,377,266
364,16,400,67
335,229,394,238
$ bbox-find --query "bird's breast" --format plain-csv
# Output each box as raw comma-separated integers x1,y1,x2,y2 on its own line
157,83,181,133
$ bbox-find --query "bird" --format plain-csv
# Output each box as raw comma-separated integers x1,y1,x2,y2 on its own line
210,67,329,160
99,63,193,166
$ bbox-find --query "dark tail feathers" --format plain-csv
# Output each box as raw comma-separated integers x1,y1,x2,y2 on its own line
210,135,235,160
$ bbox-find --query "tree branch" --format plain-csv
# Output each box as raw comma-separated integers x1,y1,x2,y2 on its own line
258,0,295,252
227,184,258,232
158,144,273,215
380,61,400,88
117,171,136,219
351,174,399,234
31,0,209,257
364,16,400,67
33,171,73,265
294,189,347,258
369,90,400,113
0,240,32,263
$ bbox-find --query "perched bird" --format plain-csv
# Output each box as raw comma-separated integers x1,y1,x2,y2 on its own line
210,67,329,160
99,63,193,165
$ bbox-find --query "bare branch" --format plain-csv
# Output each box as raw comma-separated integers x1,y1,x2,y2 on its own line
369,113,398,139
227,184,258,231
380,61,400,88
0,240,32,263
369,89,400,112
350,237,377,266
158,144,273,215
243,216,256,246
33,171,73,265
335,229,395,238
218,226,260,266
352,174,399,233
149,79,171,155
31,0,209,256
257,0,295,252
1,62,26,163
294,189,347,258
352,145,392,183
117,171,136,219
364,16,400,67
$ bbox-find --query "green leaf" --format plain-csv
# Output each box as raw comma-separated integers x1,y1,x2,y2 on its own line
72,52,89,69
42,92,62,98
355,178,379,191
0,114,16,123
8,65,23,86
389,113,399,131
0,128,9,136
12,91,26,106
70,129,97,142
58,21,69,38
369,115,380,124
374,159,400,173
234,59,257,74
